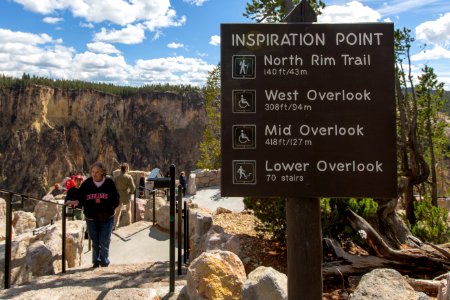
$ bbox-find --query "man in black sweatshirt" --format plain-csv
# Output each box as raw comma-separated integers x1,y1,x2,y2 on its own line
66,162,119,268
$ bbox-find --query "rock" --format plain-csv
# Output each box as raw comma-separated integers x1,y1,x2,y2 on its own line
195,225,240,259
437,273,450,300
187,173,196,195
156,203,185,235
144,196,167,222
0,197,6,220
61,220,86,268
216,207,232,215
242,266,287,300
12,211,36,235
188,208,213,261
34,196,62,227
103,288,159,300
350,268,421,300
26,226,62,276
187,250,246,300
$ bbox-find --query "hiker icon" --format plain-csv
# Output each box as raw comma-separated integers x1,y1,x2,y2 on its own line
237,165,252,180
238,95,251,109
239,59,249,75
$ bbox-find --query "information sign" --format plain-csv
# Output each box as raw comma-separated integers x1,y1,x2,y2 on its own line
221,23,397,198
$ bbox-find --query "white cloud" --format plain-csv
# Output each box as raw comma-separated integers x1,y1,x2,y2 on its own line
377,0,441,16
318,1,381,23
209,35,220,46
43,17,63,24
0,28,53,44
415,12,450,45
134,56,215,85
0,28,213,86
183,0,208,6
144,9,186,32
80,22,94,29
411,45,450,61
14,0,185,28
13,0,67,14
86,42,120,55
94,24,145,45
168,42,184,49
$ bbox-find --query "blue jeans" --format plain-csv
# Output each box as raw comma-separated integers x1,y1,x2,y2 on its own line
86,216,114,266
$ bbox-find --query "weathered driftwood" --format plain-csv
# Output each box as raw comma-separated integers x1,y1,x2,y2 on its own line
406,277,442,296
323,210,450,280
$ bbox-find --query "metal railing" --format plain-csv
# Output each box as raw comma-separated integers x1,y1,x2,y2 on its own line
0,178,191,290
0,189,69,289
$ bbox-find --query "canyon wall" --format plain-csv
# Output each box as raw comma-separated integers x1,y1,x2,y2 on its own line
0,85,206,197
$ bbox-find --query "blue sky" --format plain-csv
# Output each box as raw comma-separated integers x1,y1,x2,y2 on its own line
0,0,449,88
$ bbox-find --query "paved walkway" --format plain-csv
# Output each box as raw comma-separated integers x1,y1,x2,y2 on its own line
82,221,171,266
82,186,245,267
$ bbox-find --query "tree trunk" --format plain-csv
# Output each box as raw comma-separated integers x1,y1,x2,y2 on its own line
427,96,438,206
375,198,420,248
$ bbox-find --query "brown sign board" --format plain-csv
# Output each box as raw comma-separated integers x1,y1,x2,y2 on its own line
220,23,397,198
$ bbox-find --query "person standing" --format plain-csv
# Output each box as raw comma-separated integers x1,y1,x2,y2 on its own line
51,183,65,197
65,162,119,268
179,171,187,197
64,175,84,220
113,163,136,229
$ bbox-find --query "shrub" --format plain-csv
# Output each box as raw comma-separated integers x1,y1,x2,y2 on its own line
243,197,286,245
410,199,450,244
245,197,379,246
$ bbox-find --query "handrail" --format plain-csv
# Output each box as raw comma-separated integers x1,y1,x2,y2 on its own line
0,188,68,289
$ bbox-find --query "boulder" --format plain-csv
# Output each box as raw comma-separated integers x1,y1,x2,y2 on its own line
195,225,240,259
188,208,213,261
156,203,185,235
242,266,287,300
216,207,232,215
61,220,86,268
26,226,62,276
350,268,423,300
0,197,6,220
187,173,196,195
12,211,36,235
187,250,246,300
34,196,62,227
438,273,450,300
144,196,167,222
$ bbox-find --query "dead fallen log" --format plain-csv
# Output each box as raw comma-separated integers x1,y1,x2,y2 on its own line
406,277,442,296
322,210,450,281
323,238,441,277
347,209,450,271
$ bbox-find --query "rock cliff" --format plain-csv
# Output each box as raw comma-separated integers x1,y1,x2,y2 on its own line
0,85,206,197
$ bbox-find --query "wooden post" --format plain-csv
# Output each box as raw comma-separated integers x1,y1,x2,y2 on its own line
287,198,322,299
285,2,322,299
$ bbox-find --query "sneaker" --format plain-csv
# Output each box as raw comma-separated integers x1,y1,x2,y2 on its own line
93,263,100,268
100,263,110,267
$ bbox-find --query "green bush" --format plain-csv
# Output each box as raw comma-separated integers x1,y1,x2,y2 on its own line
321,198,378,240
243,197,286,245
410,199,450,244
245,197,379,246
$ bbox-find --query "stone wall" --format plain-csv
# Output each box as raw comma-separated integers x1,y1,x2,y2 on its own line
190,169,220,191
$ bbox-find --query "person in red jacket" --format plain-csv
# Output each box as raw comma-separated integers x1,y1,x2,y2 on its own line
66,162,119,268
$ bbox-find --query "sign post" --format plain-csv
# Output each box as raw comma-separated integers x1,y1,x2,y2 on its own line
221,1,396,299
